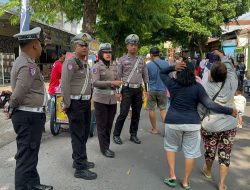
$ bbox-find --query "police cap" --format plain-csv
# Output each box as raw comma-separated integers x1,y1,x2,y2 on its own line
99,43,112,52
13,27,42,41
71,33,92,45
125,34,139,44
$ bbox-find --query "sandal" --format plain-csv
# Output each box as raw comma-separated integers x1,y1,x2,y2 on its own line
201,166,212,180
218,184,228,190
180,182,192,190
164,178,177,187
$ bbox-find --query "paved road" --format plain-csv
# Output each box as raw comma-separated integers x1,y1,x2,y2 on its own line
0,102,250,190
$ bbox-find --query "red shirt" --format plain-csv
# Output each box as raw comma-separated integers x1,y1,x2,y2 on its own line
48,60,63,95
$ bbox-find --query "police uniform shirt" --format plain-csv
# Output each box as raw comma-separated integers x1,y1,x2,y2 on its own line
61,55,92,108
118,55,149,84
92,60,119,104
10,52,46,108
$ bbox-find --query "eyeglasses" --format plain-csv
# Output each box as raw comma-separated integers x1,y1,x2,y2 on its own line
78,43,88,47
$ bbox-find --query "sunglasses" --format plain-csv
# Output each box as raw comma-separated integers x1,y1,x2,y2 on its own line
78,43,88,47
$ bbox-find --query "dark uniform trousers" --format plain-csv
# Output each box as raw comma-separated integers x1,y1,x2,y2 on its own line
94,102,117,152
66,99,91,169
113,86,143,137
11,110,46,190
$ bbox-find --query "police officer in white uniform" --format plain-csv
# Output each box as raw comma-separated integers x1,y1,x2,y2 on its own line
9,27,53,190
61,33,97,180
113,34,149,145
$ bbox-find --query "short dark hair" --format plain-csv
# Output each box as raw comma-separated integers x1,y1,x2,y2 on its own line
59,49,66,57
175,61,196,86
150,47,160,56
19,40,34,48
236,87,243,94
210,61,227,82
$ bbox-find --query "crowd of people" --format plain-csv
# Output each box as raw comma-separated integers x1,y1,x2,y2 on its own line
0,27,247,190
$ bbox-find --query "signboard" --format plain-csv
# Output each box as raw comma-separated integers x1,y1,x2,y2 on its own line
55,94,69,124
89,40,100,53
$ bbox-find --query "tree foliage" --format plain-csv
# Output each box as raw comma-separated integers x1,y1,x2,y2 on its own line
0,0,60,25
161,0,250,55
1,0,249,56
96,0,172,55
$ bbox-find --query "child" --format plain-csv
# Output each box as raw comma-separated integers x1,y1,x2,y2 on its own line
0,90,12,111
234,88,247,128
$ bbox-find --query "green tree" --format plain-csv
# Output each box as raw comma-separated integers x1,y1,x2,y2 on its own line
0,0,172,55
1,0,249,56
154,0,250,56
96,0,172,55
0,0,60,25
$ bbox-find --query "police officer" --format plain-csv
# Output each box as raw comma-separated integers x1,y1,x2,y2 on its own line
113,34,149,145
9,27,53,190
92,43,122,158
61,33,97,180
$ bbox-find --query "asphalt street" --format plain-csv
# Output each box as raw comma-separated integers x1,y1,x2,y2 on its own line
0,103,250,190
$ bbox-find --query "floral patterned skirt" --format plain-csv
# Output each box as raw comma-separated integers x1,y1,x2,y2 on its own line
201,128,237,167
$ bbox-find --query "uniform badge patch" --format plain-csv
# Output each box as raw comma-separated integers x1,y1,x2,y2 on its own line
29,67,36,76
92,67,97,74
67,63,73,70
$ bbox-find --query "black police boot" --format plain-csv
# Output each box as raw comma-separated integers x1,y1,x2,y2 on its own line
72,161,95,169
101,149,115,158
74,169,97,180
113,136,123,145
30,184,53,190
130,136,141,144
85,161,95,169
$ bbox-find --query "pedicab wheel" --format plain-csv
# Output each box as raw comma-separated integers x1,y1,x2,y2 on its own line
50,119,60,136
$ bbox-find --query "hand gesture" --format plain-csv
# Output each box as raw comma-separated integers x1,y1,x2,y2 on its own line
111,80,123,87
212,50,224,59
144,91,149,99
175,62,186,71
231,108,238,118
115,93,122,102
